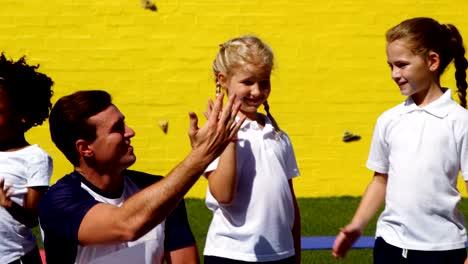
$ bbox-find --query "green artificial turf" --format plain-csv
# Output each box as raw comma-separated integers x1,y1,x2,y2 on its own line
34,197,468,263
185,197,377,263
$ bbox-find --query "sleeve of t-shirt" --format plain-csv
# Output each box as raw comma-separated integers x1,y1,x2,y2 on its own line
164,199,196,251
282,133,300,179
27,148,53,187
39,178,99,243
204,157,220,176
459,123,468,181
366,117,390,174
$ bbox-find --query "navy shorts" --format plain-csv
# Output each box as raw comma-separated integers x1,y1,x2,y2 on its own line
373,237,467,264
204,255,295,264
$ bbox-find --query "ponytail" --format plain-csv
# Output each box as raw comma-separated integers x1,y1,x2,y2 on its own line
444,24,468,108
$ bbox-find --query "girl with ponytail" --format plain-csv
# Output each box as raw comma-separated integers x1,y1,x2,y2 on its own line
333,17,468,263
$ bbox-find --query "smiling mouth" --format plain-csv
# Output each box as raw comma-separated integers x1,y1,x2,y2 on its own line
243,97,262,105
397,81,407,88
126,145,134,153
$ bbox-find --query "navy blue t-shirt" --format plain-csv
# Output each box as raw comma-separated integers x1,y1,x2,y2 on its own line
39,170,195,264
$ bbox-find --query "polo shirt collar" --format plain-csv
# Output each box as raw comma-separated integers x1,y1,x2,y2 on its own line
239,114,275,133
401,88,456,118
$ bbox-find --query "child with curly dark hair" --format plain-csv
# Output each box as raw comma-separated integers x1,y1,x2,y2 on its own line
0,53,54,264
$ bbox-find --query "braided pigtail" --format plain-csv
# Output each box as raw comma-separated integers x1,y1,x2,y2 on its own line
215,82,221,95
263,100,282,135
443,24,468,108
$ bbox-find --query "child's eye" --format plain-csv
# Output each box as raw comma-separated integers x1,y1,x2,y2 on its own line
242,80,254,85
395,62,408,68
260,80,270,88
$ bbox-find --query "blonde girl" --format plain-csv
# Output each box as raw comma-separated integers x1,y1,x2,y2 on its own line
203,35,301,264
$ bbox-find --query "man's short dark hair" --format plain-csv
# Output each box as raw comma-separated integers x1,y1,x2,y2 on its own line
49,90,112,165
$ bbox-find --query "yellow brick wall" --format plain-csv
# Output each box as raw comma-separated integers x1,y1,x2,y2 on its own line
2,0,468,197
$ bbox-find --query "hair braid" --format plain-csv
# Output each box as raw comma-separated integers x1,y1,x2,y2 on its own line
263,100,281,134
445,24,468,108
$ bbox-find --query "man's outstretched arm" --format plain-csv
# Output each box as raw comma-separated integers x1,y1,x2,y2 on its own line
77,94,245,245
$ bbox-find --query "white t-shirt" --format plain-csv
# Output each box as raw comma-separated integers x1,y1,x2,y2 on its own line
39,170,195,264
367,88,468,250
76,178,165,264
0,144,52,263
204,115,300,262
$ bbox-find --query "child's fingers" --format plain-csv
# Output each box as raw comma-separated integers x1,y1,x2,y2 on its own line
0,179,11,197
333,226,362,258
0,180,13,208
339,225,360,236
339,227,351,234
4,185,12,198
332,232,352,258
332,233,345,257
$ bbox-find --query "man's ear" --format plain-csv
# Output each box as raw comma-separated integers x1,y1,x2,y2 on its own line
76,139,94,158
428,51,441,72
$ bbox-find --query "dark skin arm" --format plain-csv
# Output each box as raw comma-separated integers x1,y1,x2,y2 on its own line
0,178,48,228
165,245,200,264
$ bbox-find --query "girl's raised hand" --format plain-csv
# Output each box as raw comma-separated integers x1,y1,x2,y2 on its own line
0,178,13,208
332,223,363,258
188,93,245,160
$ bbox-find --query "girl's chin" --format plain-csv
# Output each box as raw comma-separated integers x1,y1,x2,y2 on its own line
241,106,260,113
239,109,259,119
242,101,263,109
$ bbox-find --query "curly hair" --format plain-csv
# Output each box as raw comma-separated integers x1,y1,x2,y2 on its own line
0,53,54,131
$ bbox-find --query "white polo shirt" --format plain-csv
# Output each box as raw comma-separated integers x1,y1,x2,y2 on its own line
367,88,468,251
204,115,300,261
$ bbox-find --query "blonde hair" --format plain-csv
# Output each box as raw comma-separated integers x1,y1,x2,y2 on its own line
213,35,281,132
387,17,468,108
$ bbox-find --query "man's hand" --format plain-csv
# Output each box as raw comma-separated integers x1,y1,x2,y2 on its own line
188,93,245,161
203,97,215,120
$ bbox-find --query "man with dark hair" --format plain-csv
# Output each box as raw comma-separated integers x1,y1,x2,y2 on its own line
39,90,244,264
